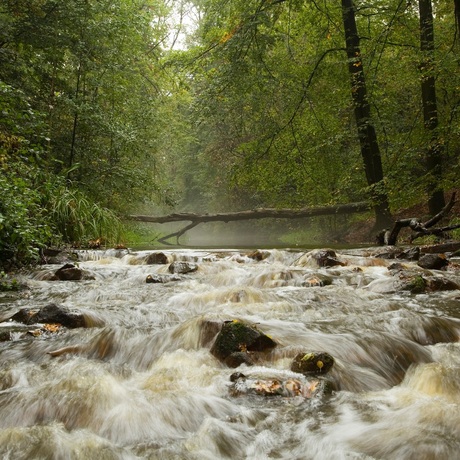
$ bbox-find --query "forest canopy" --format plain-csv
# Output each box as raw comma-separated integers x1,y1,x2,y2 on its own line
1,0,459,266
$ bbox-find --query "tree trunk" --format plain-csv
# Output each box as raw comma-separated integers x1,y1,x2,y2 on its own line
455,0,460,42
130,202,371,224
419,0,446,215
341,0,392,230
130,202,372,244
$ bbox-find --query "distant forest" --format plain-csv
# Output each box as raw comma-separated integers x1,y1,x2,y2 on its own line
1,1,459,266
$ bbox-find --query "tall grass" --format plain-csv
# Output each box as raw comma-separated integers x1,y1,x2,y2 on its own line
48,186,124,246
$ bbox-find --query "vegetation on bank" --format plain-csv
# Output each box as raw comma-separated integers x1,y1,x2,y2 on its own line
1,1,459,269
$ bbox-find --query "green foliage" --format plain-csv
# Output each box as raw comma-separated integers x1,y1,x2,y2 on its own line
173,0,459,223
0,271,20,292
45,184,124,246
0,160,53,269
122,222,162,248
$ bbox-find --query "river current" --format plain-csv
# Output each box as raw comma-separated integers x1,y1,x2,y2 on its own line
0,247,459,459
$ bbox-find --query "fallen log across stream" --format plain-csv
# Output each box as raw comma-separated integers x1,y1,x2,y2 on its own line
129,201,372,244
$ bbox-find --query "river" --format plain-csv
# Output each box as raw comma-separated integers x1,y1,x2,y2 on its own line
0,247,459,459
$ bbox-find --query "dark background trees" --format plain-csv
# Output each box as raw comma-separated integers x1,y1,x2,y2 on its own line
1,0,459,265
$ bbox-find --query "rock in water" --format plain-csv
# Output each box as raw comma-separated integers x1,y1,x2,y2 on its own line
168,261,198,274
144,252,169,264
290,351,335,376
417,254,448,270
229,372,332,398
210,320,277,365
55,263,83,280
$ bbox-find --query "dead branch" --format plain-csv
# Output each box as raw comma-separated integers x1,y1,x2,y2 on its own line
383,192,457,245
130,202,371,224
129,201,371,244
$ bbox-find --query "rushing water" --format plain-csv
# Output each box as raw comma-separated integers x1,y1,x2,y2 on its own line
0,247,459,460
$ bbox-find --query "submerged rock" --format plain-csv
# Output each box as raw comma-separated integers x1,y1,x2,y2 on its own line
229,372,332,398
168,261,198,274
9,303,88,328
199,320,223,347
247,250,270,261
290,351,335,376
145,274,181,283
144,252,169,265
295,249,345,268
225,352,255,368
301,274,333,287
210,320,277,366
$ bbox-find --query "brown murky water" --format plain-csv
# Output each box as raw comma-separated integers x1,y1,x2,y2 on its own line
0,248,459,459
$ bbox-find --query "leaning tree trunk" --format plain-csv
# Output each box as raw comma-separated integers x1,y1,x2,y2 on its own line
341,0,392,230
419,0,446,215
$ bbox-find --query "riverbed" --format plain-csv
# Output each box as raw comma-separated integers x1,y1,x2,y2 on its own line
0,247,459,459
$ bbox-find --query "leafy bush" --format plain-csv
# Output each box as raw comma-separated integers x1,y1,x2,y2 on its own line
0,271,20,291
46,184,124,246
0,163,54,269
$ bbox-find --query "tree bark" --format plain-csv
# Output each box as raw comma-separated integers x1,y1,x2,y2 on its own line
129,202,371,224
419,0,446,215
130,202,372,244
381,192,456,245
341,0,393,231
455,0,460,42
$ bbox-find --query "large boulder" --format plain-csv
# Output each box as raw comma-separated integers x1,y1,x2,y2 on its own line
10,303,87,328
417,254,448,270
210,320,277,367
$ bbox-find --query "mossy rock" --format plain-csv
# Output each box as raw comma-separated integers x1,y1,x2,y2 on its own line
290,351,335,376
402,275,427,294
210,320,277,363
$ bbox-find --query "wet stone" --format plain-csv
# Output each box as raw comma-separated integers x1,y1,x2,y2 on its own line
310,249,345,268
376,247,420,261
144,252,169,265
0,331,12,341
10,303,87,328
290,351,335,376
229,372,332,398
168,261,198,274
210,320,277,365
425,276,460,292
225,352,255,368
301,274,333,287
199,320,222,347
398,274,427,294
247,250,270,261
40,248,79,265
42,263,95,281
146,274,181,284
55,263,83,280
417,254,448,270
9,308,37,324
